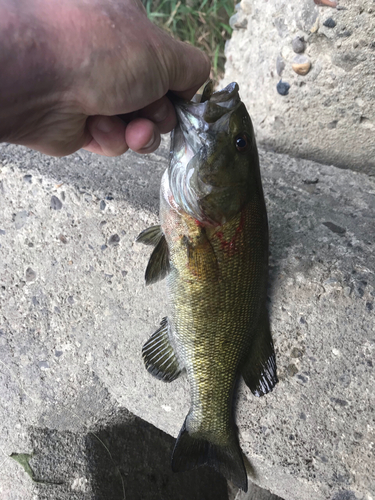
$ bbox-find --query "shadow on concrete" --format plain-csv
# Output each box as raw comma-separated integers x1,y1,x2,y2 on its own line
87,408,229,500
29,408,229,500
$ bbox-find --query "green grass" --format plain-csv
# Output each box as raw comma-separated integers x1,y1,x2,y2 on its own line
141,0,236,84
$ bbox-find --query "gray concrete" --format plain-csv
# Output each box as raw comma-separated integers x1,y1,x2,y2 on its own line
224,0,375,175
0,140,374,500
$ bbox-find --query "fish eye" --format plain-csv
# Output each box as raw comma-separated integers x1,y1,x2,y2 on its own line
235,133,249,153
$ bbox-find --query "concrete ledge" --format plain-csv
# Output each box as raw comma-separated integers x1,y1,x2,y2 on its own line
0,141,374,499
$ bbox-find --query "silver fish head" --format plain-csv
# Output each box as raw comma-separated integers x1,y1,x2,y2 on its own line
169,82,260,226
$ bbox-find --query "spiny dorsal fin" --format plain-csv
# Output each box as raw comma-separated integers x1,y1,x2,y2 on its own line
144,234,170,285
142,317,182,382
241,307,278,397
136,225,163,246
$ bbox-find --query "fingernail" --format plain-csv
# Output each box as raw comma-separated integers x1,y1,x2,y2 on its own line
143,133,156,149
96,117,115,133
151,103,168,123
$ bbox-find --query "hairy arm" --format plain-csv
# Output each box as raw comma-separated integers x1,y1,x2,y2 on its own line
0,0,210,156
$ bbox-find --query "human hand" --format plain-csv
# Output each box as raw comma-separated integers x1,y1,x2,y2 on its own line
0,0,210,157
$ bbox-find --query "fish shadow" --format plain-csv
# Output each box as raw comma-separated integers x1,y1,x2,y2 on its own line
28,408,229,500
86,408,229,500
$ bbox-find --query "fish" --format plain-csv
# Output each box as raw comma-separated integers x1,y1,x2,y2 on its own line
137,81,278,492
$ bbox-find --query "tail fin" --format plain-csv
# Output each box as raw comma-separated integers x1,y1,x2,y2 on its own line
171,419,248,492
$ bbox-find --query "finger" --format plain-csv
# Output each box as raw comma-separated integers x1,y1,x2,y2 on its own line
125,118,161,154
139,95,177,134
83,116,128,157
165,39,211,100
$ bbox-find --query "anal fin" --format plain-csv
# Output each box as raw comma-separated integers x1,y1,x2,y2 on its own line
242,307,278,397
142,318,182,382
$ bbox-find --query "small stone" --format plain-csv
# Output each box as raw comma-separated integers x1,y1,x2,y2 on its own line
25,267,36,282
323,221,346,235
108,234,120,246
277,80,290,96
291,347,303,358
14,211,28,229
314,0,337,5
287,364,298,376
100,200,106,210
23,174,32,183
292,36,306,54
50,195,62,210
330,397,348,407
323,18,336,28
337,30,352,38
276,54,285,76
352,41,359,49
292,55,311,76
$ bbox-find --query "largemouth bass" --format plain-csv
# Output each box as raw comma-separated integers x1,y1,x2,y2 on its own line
137,82,277,491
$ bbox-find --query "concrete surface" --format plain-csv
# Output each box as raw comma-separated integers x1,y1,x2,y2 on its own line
223,0,375,175
0,139,374,500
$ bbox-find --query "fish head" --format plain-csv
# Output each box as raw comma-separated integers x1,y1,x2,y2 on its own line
169,82,260,226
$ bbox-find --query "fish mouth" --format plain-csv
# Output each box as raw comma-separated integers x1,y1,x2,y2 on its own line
172,82,241,153
170,82,241,167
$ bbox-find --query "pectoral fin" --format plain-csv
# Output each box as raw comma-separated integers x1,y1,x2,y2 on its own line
182,228,218,280
136,225,163,246
137,226,170,285
142,317,182,382
241,308,278,397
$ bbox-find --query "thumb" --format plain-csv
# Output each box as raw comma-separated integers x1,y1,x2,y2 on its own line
164,38,211,100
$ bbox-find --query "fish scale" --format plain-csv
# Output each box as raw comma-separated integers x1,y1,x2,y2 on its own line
167,200,266,434
137,82,278,491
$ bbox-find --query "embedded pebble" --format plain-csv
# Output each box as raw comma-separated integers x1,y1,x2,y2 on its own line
50,195,62,210
108,234,120,246
14,211,28,229
277,80,290,96
292,36,306,54
314,0,337,6
323,221,346,235
323,18,336,28
276,54,285,76
25,267,36,282
292,55,311,75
